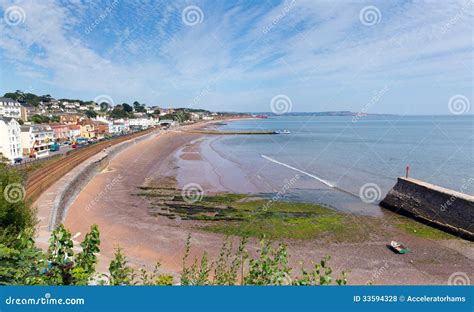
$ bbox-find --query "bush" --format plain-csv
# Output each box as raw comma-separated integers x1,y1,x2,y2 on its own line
0,163,35,242
180,235,348,286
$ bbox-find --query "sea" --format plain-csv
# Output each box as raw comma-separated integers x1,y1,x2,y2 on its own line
196,115,474,216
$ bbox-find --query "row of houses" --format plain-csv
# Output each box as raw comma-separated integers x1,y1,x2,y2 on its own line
0,97,185,163
0,117,54,161
0,97,180,120
0,114,161,163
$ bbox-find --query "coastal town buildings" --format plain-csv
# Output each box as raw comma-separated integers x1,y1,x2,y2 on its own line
20,124,54,159
94,121,109,139
20,103,40,121
79,120,95,139
128,117,157,130
50,124,70,142
62,101,80,111
0,97,22,119
68,124,81,139
108,120,129,135
79,119,109,139
0,91,222,164
159,108,174,116
146,106,159,114
0,117,22,163
59,113,82,124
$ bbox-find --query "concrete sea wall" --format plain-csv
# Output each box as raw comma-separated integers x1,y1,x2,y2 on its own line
380,177,474,241
48,130,159,230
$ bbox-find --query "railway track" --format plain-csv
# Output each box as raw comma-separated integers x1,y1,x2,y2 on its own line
25,128,155,203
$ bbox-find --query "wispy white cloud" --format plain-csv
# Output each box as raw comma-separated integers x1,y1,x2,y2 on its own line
0,0,472,114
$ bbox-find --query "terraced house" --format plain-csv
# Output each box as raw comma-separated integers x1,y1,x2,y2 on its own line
79,119,109,139
20,124,54,159
0,97,22,119
0,117,22,163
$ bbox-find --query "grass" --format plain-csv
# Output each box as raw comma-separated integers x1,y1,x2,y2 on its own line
138,188,458,242
138,188,373,241
394,218,457,240
190,194,375,241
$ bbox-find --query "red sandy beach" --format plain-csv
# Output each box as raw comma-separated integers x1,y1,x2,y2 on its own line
32,120,473,285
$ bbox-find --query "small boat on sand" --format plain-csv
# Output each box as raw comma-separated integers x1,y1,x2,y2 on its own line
390,241,409,254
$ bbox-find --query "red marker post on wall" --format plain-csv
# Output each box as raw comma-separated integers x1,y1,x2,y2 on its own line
406,165,410,178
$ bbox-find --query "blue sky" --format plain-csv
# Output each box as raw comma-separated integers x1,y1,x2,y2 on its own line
0,0,472,114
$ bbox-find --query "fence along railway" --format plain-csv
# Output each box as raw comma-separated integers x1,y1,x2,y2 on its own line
25,128,155,203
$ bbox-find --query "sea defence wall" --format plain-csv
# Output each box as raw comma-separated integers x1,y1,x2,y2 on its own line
380,177,474,241
48,130,159,230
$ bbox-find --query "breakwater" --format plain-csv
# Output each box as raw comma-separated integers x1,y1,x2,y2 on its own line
380,177,474,241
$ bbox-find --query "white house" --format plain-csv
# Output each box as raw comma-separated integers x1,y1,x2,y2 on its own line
108,121,128,135
67,124,81,139
62,101,80,111
0,97,22,119
128,117,157,130
146,106,160,114
0,117,22,163
20,124,54,159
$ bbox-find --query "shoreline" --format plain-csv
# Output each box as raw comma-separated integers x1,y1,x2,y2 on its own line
43,118,473,284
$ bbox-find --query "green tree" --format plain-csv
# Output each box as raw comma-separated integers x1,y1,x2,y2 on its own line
133,101,146,113
30,114,50,124
85,110,97,118
109,106,129,119
122,103,133,113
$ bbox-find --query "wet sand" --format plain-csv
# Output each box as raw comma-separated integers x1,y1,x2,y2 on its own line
59,122,474,284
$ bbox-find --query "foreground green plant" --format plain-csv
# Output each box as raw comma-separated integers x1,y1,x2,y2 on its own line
0,228,44,285
1,223,347,286
180,235,348,286
0,162,35,240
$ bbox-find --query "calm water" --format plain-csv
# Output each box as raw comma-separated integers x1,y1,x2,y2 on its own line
206,115,473,215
